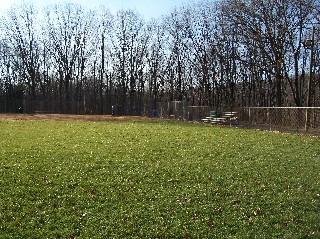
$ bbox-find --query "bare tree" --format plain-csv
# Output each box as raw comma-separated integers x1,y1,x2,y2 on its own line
163,9,187,102
46,3,94,113
2,3,42,112
180,2,223,107
220,0,319,107
110,10,148,115
146,19,168,115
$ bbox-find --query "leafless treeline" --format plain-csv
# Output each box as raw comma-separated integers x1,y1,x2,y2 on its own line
0,0,319,115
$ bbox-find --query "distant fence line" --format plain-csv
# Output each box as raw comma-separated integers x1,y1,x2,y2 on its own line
159,105,320,134
1,98,320,134
0,98,212,120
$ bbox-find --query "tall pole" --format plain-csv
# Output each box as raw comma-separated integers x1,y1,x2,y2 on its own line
100,31,105,115
305,26,315,131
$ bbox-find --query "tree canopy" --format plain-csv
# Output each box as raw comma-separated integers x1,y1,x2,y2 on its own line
0,0,319,115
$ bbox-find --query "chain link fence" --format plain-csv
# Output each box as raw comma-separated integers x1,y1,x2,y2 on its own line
2,97,320,135
239,107,320,135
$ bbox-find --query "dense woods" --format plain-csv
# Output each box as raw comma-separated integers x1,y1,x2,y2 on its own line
0,0,319,116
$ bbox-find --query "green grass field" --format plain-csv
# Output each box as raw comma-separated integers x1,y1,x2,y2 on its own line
0,119,319,238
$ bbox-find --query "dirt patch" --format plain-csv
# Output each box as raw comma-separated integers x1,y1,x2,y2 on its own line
0,114,159,122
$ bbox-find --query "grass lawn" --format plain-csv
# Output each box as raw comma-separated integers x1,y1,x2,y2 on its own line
0,119,319,238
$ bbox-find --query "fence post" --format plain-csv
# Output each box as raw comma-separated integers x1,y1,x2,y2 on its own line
305,108,309,131
248,107,251,127
268,108,271,131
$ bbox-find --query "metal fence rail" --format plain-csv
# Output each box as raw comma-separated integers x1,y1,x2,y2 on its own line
240,107,320,134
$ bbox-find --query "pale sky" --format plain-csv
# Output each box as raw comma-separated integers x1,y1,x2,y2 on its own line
0,0,194,19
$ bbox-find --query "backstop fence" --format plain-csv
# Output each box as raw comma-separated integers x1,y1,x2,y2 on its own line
156,101,211,121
